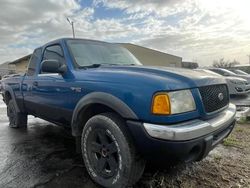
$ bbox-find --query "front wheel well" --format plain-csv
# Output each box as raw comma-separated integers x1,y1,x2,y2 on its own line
76,103,120,135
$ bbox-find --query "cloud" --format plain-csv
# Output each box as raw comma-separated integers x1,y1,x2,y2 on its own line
93,0,250,64
0,0,250,66
0,0,81,62
93,0,192,17
0,0,139,63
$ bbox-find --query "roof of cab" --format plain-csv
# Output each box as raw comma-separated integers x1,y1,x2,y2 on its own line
44,38,111,46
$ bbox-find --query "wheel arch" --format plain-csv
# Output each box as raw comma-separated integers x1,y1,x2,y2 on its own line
3,86,20,112
71,92,138,137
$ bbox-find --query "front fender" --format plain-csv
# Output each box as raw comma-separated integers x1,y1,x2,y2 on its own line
71,92,138,136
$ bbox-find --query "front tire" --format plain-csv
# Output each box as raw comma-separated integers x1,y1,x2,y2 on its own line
7,99,27,128
81,113,145,188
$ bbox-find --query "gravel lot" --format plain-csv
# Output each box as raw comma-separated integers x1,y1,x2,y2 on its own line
0,96,249,188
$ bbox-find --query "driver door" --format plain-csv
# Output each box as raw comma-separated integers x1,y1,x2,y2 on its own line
32,44,72,125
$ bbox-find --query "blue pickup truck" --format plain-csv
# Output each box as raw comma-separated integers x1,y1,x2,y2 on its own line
2,38,236,188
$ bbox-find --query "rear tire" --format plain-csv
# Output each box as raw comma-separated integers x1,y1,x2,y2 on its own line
81,113,145,188
7,99,27,128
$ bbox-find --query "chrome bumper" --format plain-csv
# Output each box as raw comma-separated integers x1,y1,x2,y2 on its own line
143,103,236,141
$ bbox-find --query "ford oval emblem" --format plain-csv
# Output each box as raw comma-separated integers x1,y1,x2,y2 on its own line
218,93,224,101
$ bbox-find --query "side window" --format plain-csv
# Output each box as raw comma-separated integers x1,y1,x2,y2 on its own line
41,45,65,74
27,48,42,76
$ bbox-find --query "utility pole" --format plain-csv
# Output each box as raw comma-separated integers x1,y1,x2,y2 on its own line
67,18,75,38
248,54,250,65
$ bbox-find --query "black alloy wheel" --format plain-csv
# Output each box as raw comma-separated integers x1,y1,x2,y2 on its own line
81,113,145,188
88,128,119,178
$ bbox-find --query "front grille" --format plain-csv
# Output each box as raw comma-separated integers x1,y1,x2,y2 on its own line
199,84,229,113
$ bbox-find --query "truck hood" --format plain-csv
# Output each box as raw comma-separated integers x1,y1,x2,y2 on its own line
75,65,227,90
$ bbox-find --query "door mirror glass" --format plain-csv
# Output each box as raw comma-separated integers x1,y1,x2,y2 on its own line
41,59,67,74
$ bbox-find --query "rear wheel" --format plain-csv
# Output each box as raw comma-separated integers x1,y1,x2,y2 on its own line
81,113,145,188
7,99,27,128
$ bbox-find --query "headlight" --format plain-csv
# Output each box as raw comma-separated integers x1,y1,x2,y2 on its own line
152,89,196,115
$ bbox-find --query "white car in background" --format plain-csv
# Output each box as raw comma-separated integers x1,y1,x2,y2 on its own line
230,69,249,75
209,68,250,83
195,69,250,95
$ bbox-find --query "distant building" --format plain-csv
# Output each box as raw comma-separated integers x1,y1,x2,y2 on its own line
120,43,182,67
8,54,31,74
0,62,16,77
181,61,199,69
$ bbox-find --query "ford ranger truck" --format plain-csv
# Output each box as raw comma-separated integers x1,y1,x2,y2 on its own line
2,38,236,188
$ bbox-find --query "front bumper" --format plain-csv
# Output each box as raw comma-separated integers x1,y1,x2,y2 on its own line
233,84,250,95
127,103,236,163
143,103,236,141
245,84,250,92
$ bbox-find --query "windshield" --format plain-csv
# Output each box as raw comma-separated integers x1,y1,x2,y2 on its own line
233,69,248,75
67,40,142,67
210,68,237,76
220,69,237,76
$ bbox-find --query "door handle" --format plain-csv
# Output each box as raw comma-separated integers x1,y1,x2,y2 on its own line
33,81,38,87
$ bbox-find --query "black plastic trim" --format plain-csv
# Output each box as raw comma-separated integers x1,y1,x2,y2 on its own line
71,92,138,136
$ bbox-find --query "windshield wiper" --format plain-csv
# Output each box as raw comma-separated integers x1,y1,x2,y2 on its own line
87,64,102,68
79,63,137,69
78,64,102,69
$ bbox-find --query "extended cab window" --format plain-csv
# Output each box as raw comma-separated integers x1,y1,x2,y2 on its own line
41,45,65,74
27,48,42,76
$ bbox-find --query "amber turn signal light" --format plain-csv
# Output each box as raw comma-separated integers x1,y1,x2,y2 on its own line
152,93,171,115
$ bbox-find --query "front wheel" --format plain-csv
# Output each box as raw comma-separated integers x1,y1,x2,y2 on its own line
81,113,145,188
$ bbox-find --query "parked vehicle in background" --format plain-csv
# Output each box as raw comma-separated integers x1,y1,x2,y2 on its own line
2,74,22,79
209,68,250,83
2,75,10,79
230,69,249,75
1,75,10,92
2,38,236,188
0,74,22,92
195,69,250,95
8,73,23,78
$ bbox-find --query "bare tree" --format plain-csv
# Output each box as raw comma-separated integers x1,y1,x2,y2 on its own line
213,58,239,68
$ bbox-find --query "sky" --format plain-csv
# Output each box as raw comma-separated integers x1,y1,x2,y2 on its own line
0,0,250,66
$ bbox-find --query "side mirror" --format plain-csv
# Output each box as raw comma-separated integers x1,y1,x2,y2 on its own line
41,59,67,74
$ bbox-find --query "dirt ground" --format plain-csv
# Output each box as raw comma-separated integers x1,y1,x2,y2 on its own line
136,122,250,188
41,122,250,188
